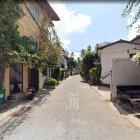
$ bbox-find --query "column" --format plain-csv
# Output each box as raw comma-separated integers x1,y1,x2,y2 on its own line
4,67,9,101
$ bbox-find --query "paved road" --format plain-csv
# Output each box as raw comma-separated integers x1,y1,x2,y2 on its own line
2,75,140,140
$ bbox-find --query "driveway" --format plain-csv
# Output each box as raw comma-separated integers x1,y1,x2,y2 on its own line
1,75,140,140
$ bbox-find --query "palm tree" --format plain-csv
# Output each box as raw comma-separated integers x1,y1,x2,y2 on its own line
80,49,86,57
87,45,92,52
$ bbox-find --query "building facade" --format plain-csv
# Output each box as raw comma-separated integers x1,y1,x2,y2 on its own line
97,40,140,85
3,0,60,100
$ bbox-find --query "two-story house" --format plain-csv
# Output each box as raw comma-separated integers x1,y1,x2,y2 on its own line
3,0,60,100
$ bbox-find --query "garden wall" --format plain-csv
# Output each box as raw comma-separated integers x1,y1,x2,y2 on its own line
111,58,140,100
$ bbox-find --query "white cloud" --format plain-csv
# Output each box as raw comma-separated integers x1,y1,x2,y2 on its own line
48,0,91,49
127,12,140,40
68,51,81,60
61,39,70,49
73,52,81,60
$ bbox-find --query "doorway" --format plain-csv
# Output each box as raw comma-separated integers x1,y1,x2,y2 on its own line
28,68,39,91
9,63,23,94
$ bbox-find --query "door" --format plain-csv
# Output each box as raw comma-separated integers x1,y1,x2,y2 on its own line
28,68,39,91
9,63,23,94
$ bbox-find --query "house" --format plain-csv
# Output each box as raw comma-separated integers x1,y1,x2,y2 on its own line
3,0,60,101
131,35,140,44
97,39,140,85
60,54,68,70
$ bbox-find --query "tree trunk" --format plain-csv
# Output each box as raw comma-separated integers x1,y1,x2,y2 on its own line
0,68,5,89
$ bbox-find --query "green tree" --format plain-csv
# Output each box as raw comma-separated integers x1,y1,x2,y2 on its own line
87,45,92,52
0,0,31,89
81,51,97,81
67,57,77,74
122,0,140,64
80,49,86,57
122,0,140,29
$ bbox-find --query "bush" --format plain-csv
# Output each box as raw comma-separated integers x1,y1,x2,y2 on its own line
44,78,59,87
89,67,101,85
81,51,97,81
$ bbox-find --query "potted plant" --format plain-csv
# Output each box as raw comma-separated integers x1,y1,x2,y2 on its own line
44,78,59,89
0,68,5,103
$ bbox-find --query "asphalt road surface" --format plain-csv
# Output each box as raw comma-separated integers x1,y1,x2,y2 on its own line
2,75,140,140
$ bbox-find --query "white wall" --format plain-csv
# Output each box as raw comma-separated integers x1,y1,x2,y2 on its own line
100,43,140,84
111,58,140,99
42,76,47,88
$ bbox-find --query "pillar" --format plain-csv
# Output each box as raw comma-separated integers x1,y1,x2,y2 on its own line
39,68,42,89
4,67,9,101
23,66,28,92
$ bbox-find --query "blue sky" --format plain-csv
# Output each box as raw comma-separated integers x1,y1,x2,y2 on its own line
49,1,138,59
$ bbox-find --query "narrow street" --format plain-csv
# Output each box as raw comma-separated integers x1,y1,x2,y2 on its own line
2,75,140,140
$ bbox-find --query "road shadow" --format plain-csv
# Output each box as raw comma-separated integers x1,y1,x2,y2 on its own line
0,88,56,138
80,79,89,84
111,100,140,117
0,88,53,114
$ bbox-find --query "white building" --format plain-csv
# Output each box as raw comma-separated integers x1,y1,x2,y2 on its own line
97,39,140,85
60,54,67,70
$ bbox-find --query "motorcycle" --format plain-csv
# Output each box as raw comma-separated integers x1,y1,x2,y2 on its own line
26,87,36,100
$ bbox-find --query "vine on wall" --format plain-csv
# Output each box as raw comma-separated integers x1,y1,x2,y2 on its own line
0,0,62,69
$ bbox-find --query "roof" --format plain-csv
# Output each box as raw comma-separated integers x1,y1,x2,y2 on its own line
97,39,140,50
131,35,140,42
37,0,60,21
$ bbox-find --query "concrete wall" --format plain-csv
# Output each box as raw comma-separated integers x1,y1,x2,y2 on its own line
111,58,140,100
100,43,140,84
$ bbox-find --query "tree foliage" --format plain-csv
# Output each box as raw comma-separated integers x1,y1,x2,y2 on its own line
67,57,77,70
0,0,62,69
0,0,31,68
122,1,140,64
89,67,101,85
81,51,97,81
122,0,140,28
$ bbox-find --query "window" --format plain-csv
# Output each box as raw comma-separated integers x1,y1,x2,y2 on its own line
30,2,40,23
30,31,37,50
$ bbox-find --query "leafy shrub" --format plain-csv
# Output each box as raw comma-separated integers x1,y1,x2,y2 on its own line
81,51,97,81
44,78,59,87
132,51,140,65
89,67,101,85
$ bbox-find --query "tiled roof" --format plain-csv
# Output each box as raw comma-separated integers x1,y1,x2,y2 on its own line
37,0,60,21
131,35,140,42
